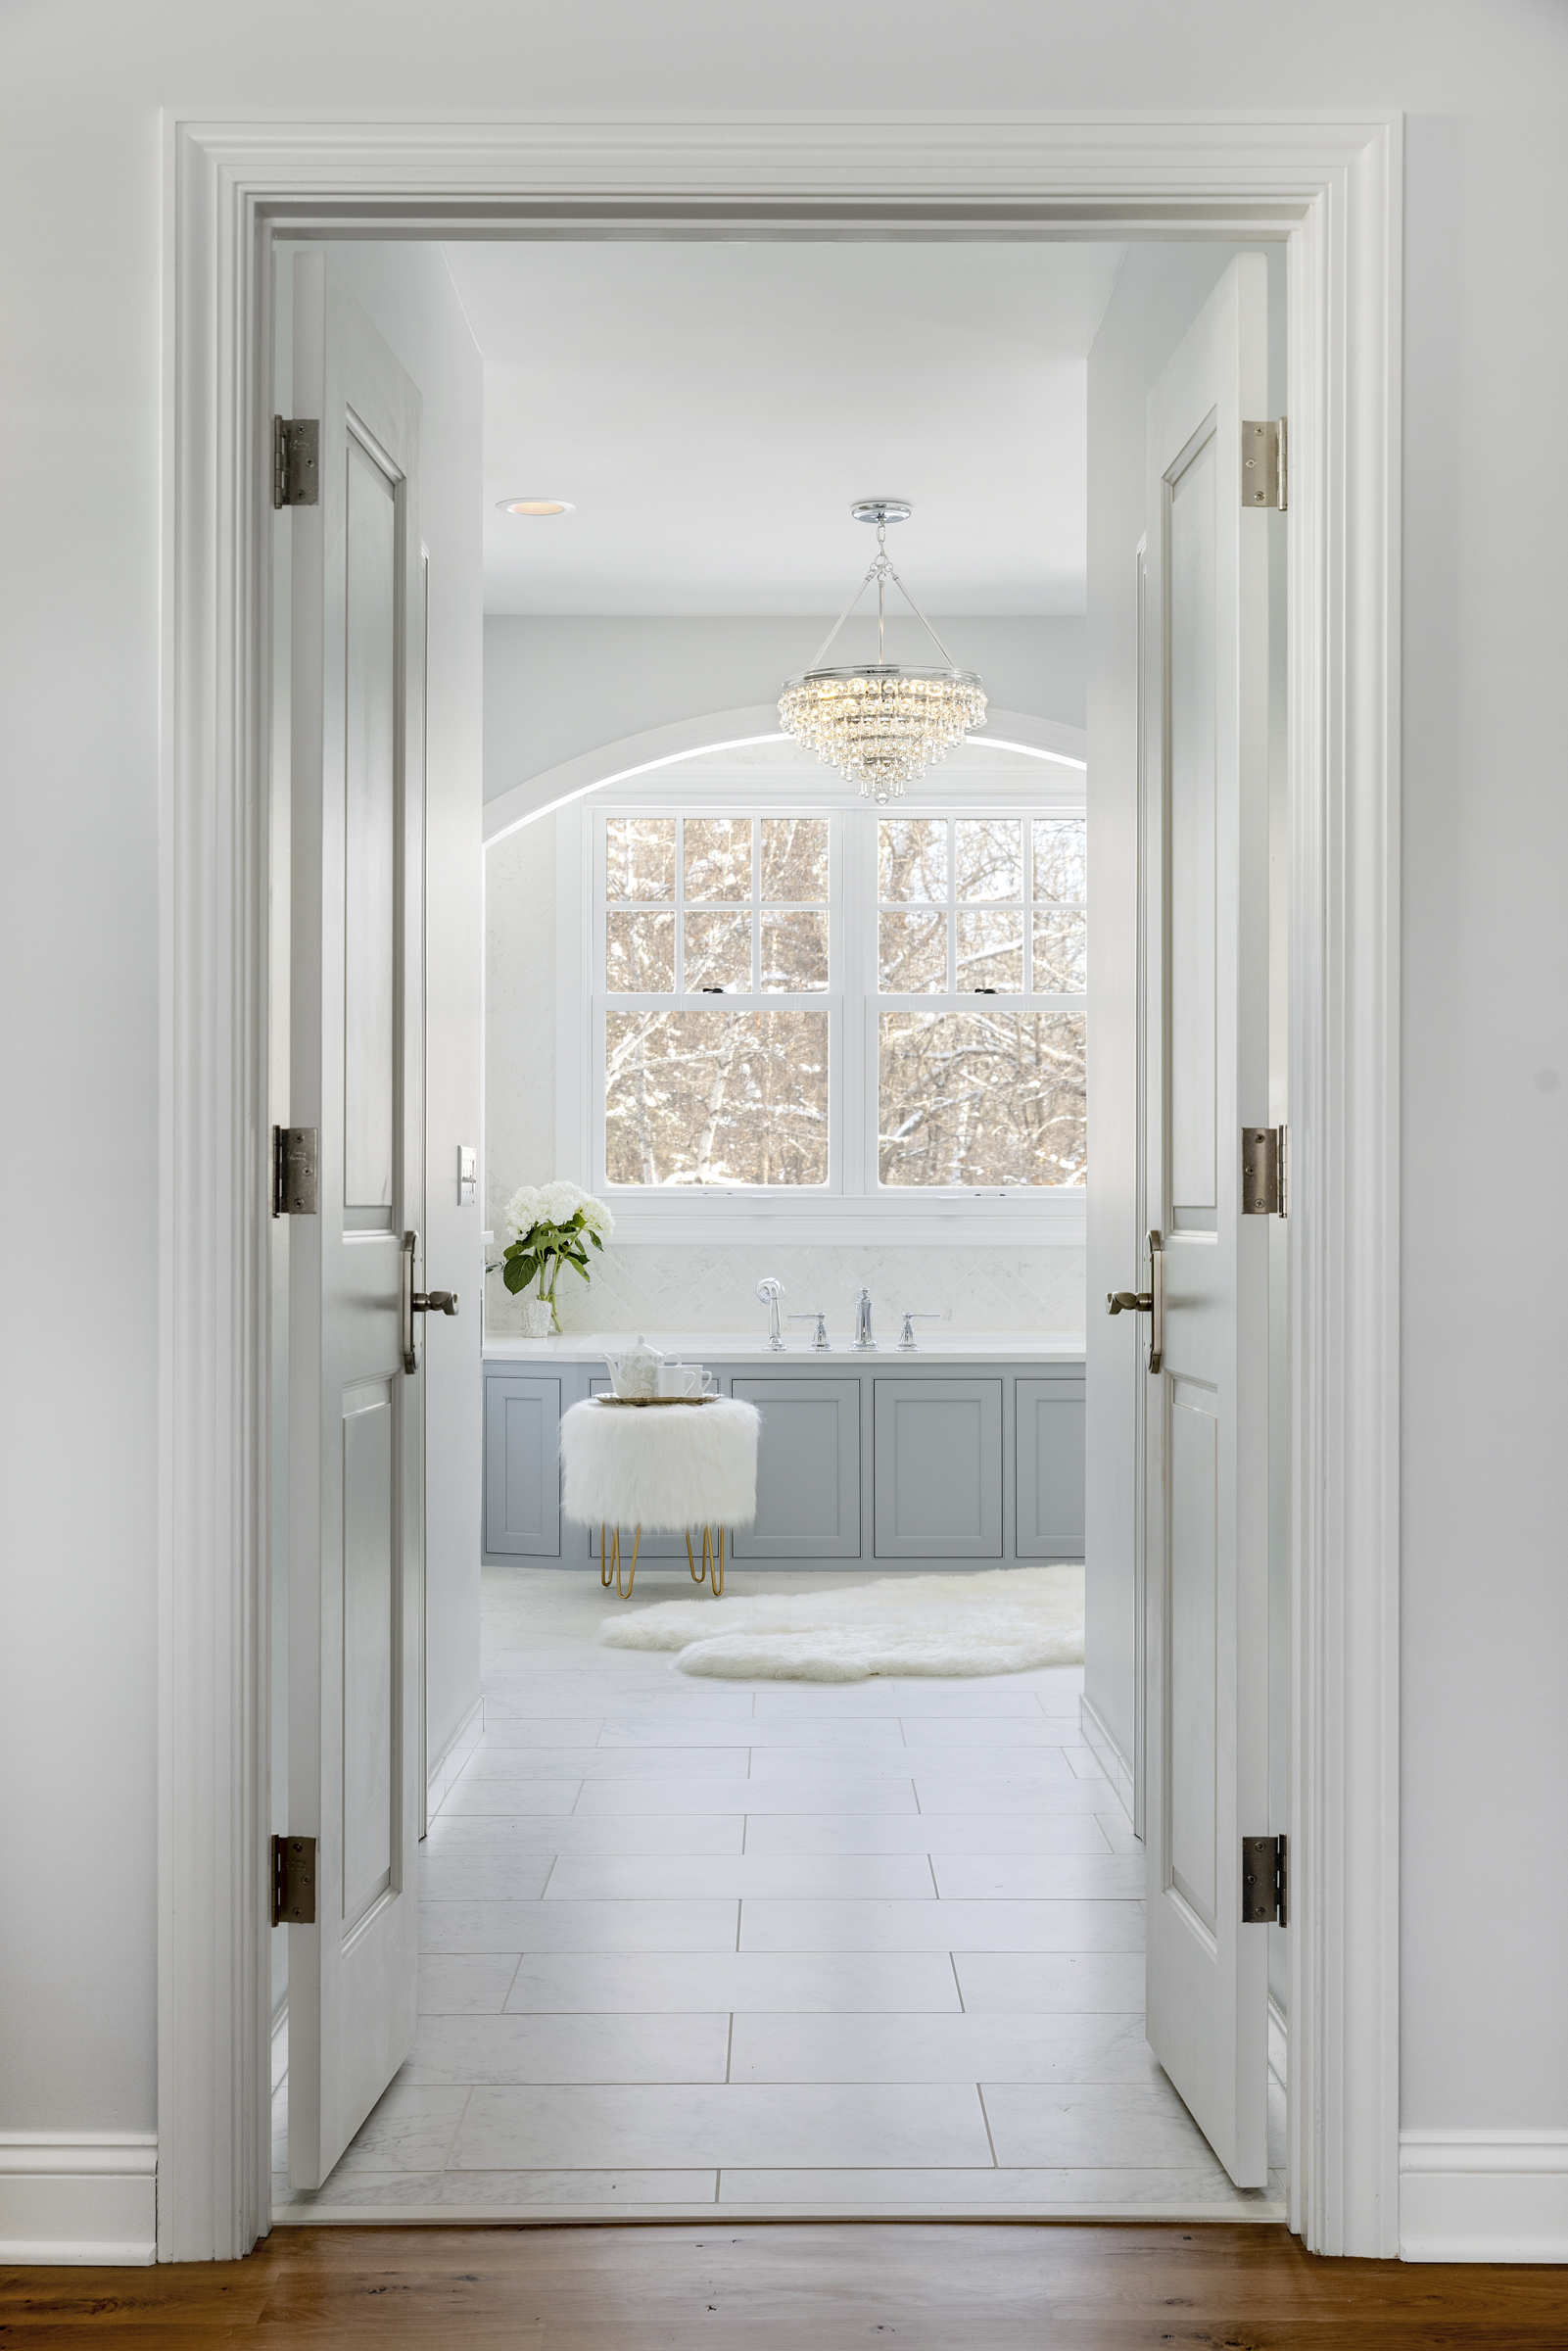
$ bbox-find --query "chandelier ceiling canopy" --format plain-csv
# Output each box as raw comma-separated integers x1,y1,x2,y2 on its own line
778,501,986,802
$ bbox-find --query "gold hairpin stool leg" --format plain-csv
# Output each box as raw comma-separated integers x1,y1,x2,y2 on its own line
601,1521,641,1599
685,1525,726,1597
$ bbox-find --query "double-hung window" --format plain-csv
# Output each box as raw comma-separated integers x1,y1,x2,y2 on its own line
875,814,1087,1189
598,815,837,1190
583,792,1086,1228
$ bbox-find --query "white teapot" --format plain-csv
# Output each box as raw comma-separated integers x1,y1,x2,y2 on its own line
603,1334,663,1400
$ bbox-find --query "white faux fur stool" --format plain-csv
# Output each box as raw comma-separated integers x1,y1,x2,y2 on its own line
559,1395,760,1598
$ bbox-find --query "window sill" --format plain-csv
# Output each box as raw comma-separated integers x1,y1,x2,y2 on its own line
597,1190,1086,1248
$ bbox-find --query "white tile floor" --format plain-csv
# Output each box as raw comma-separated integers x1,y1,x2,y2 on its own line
272,1566,1286,2221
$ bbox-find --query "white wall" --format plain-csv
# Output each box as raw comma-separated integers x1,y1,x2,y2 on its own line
3,0,1567,2265
484,614,1086,801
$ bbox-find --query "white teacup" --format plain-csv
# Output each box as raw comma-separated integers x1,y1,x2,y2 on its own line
658,1362,715,1398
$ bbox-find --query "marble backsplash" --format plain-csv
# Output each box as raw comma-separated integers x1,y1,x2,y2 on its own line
483,1241,1086,1344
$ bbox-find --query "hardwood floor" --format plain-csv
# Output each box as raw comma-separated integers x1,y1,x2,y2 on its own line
4,2225,1565,2348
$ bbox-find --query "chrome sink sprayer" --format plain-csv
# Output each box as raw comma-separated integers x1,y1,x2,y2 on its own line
756,1276,786,1351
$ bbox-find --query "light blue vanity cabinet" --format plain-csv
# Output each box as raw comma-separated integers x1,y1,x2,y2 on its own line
483,1373,562,1558
874,1377,1004,1559
481,1346,1084,1570
731,1375,862,1559
1016,1374,1087,1559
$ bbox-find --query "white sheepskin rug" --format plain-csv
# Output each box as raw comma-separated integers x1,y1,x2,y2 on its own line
599,1563,1084,1681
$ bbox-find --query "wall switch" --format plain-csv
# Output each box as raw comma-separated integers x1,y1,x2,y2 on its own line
458,1144,478,1207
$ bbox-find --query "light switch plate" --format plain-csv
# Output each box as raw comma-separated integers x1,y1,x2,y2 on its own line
458,1144,477,1207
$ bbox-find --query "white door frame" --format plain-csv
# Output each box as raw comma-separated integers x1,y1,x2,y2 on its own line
159,111,1401,2261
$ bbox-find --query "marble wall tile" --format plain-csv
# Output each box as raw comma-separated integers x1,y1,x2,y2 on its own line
484,1242,1086,1340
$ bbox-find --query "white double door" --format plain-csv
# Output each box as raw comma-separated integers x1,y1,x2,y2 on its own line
284,253,427,2190
1139,253,1277,2189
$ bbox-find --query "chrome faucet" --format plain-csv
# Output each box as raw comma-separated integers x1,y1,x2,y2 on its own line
851,1285,878,1352
756,1276,786,1351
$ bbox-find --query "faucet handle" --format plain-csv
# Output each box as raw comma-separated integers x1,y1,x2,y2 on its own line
788,1312,832,1352
897,1311,941,1352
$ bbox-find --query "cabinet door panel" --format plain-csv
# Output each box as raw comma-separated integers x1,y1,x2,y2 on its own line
483,1374,561,1557
874,1378,1003,1559
1016,1378,1087,1558
731,1377,861,1559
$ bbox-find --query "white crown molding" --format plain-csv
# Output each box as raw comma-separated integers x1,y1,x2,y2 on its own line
1401,2133,1568,2263
0,2135,158,2267
165,107,1401,2264
482,706,1087,842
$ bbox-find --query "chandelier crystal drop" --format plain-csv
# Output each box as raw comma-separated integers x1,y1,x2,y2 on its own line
778,502,986,802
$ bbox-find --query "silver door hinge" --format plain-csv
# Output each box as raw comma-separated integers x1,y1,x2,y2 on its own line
1242,1833,1287,1928
271,1834,316,1926
272,416,319,508
1241,1126,1286,1217
1242,418,1286,510
272,1125,319,1217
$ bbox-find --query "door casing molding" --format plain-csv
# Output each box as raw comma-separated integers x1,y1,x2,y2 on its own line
161,109,1402,2260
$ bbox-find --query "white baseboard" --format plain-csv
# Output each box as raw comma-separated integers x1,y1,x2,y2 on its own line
0,2134,157,2265
427,1692,484,1811
1401,2131,1568,2261
1078,1693,1135,1826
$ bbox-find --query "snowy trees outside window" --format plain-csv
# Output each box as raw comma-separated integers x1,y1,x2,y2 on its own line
595,805,1085,1194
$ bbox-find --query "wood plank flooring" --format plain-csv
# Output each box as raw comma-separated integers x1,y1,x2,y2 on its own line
4,2225,1566,2348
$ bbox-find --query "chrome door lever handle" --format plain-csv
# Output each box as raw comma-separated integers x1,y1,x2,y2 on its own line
1106,1290,1153,1316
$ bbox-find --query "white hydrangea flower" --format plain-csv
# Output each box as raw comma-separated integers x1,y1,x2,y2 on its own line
503,1180,615,1243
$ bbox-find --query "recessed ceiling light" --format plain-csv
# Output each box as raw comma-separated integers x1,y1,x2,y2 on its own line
498,497,574,516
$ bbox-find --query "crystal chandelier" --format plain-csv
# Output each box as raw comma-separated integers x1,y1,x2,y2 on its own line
779,501,986,802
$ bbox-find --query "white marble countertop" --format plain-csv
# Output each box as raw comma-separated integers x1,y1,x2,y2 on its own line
482,1330,1086,1366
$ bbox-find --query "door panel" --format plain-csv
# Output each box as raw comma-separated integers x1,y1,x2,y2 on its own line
288,252,424,2191
1168,432,1218,1221
342,436,399,1218
1142,252,1273,2190
341,1380,395,1930
731,1376,861,1559
874,1379,1002,1559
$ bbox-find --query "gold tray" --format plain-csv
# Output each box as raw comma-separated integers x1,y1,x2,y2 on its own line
594,1392,717,1408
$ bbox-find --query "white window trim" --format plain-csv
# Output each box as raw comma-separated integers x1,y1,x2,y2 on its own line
556,772,1088,1244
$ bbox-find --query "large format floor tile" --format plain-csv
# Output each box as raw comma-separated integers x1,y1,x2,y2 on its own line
450,2083,995,2172
739,1810,1121,1856
727,2011,1167,2087
738,1897,1145,1953
544,1852,938,1901
981,2082,1217,2169
419,1896,742,1953
501,1949,965,2015
283,1568,1248,2222
398,2011,731,2086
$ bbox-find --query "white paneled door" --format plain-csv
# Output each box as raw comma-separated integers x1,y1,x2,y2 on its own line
287,254,426,2190
1139,255,1274,2188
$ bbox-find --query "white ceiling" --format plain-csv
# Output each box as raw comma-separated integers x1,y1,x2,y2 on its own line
444,240,1125,619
